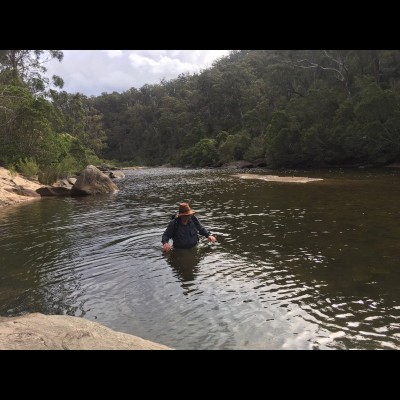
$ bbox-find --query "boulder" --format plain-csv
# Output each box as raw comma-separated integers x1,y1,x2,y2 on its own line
71,165,118,196
36,186,72,197
109,171,125,179
0,313,171,350
52,179,71,187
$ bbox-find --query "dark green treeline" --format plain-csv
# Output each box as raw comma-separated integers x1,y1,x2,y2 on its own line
93,50,400,168
2,50,400,176
0,50,107,182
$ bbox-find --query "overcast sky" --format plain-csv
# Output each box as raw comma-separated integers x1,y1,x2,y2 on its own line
45,50,230,96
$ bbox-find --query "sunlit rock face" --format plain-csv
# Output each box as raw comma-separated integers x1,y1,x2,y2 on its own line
0,313,171,350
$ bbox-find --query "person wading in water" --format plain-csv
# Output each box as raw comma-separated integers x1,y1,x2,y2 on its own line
162,202,217,251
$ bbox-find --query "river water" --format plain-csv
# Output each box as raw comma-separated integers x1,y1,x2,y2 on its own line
1,167,400,349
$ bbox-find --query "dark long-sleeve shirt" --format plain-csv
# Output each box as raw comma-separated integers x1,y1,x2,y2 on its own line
162,216,211,249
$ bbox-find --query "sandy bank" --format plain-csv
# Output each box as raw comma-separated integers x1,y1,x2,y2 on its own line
234,173,323,183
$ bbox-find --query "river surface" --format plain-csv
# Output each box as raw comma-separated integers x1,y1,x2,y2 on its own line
1,167,400,349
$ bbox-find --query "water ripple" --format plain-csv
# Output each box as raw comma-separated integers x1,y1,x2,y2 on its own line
1,167,400,349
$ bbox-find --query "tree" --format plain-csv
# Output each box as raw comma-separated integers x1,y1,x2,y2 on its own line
84,50,400,168
218,132,251,163
293,50,352,95
50,91,107,155
0,83,63,166
0,50,64,94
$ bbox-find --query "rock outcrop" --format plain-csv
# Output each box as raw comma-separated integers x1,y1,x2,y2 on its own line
71,165,118,196
0,313,171,350
0,167,42,208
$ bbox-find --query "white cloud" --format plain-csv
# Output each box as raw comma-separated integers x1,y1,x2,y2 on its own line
128,53,159,68
128,52,200,75
46,50,230,96
103,50,123,58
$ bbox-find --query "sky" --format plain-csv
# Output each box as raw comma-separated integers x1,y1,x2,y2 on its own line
45,50,230,97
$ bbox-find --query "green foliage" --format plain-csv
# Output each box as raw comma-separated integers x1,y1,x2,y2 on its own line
266,111,303,167
38,155,84,185
7,164,17,178
3,50,400,171
91,50,400,167
0,50,64,95
0,50,111,181
16,157,39,177
351,84,400,164
84,149,103,166
37,168,58,185
244,135,267,161
0,84,56,165
218,132,251,163
176,138,218,167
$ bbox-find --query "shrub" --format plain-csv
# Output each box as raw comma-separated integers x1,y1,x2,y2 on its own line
38,155,83,185
16,157,39,178
7,164,17,178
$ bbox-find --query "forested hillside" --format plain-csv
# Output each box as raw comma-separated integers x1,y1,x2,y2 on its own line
92,50,400,167
2,50,400,177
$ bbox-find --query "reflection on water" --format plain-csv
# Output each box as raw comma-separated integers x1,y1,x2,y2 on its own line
1,167,400,349
165,248,202,284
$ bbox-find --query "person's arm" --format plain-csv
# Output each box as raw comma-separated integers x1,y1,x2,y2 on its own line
162,220,175,250
193,216,217,243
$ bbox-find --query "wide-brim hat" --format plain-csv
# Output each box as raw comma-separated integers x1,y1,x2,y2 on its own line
177,202,196,216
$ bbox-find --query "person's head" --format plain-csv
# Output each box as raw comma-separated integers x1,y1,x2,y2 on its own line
177,202,195,220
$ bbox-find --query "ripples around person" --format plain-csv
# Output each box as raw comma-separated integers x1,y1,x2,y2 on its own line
161,202,217,251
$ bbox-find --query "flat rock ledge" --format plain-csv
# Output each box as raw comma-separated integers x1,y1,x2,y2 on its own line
234,173,323,183
0,313,171,350
0,167,42,208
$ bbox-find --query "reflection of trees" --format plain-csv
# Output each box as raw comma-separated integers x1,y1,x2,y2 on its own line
0,198,86,317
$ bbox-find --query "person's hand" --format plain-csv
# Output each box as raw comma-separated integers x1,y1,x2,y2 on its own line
208,235,217,244
162,243,172,252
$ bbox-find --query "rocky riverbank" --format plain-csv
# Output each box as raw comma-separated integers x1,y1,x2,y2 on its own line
0,165,121,209
0,313,171,350
0,167,42,208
